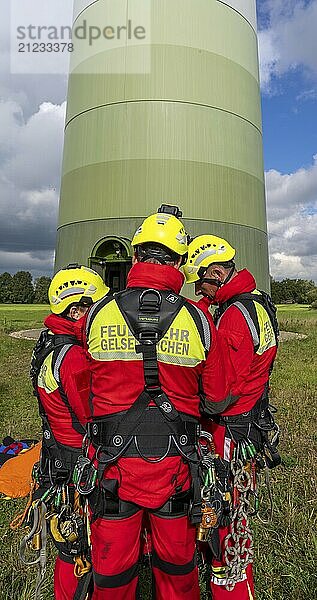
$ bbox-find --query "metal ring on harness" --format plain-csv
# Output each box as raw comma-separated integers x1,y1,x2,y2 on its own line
133,434,172,463
271,424,280,446
94,436,134,465
82,432,89,454
172,435,200,464
139,288,162,312
113,435,124,448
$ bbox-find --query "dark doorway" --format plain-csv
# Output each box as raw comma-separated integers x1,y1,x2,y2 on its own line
107,262,131,292
89,237,132,293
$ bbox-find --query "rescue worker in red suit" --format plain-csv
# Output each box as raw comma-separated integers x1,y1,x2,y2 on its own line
184,235,279,600
84,208,233,600
34,265,109,600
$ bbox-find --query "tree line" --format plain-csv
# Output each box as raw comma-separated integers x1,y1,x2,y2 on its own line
271,278,317,307
0,271,316,307
0,272,51,304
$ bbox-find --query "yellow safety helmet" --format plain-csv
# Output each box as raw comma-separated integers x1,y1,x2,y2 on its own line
184,235,236,283
132,212,188,257
49,265,109,315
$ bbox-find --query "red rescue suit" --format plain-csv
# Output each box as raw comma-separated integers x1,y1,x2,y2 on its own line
85,263,230,600
40,314,91,448
37,314,91,600
203,270,277,600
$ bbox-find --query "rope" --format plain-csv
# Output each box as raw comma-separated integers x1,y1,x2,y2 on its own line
10,480,38,531
257,467,274,524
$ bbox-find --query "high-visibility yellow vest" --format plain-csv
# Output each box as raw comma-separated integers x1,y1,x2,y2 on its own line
86,293,211,368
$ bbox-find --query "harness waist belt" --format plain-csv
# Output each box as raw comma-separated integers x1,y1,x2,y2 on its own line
88,408,199,457
42,441,82,473
213,390,268,427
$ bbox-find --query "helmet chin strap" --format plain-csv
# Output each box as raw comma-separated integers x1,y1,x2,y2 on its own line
200,265,235,289
200,278,222,288
222,265,235,286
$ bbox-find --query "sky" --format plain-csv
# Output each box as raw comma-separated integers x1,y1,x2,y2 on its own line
0,0,317,281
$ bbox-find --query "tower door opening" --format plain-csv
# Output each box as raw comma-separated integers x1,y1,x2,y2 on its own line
89,237,132,293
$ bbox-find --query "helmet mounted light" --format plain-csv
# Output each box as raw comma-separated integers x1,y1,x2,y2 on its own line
157,204,183,219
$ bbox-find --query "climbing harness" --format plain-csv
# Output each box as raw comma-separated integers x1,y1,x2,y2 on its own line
84,287,211,524
16,331,92,599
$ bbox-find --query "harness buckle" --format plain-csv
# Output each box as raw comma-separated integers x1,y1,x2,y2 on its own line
138,331,159,343
145,385,161,395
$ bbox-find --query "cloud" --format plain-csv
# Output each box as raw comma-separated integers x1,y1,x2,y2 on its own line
0,100,66,275
0,2,68,276
296,88,317,102
258,0,317,93
266,155,317,281
1,101,66,189
0,250,55,279
0,1,67,119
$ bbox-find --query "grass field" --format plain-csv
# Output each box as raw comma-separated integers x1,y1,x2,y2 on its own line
0,304,316,599
0,304,48,334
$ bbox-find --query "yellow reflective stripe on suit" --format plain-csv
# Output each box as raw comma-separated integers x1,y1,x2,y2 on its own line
87,299,206,367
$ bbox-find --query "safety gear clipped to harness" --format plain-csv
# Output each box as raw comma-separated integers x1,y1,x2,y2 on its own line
214,390,281,471
196,432,232,559
18,467,92,600
202,394,281,591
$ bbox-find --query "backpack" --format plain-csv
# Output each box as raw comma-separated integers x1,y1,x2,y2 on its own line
215,290,279,350
30,329,80,393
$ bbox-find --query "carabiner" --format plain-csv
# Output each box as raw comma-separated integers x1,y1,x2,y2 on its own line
73,456,98,495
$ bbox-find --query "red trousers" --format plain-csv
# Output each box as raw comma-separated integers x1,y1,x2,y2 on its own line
54,555,92,599
90,509,199,599
209,423,255,600
54,556,79,600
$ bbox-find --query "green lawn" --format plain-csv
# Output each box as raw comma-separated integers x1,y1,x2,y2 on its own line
277,304,312,312
0,304,48,334
0,304,316,599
